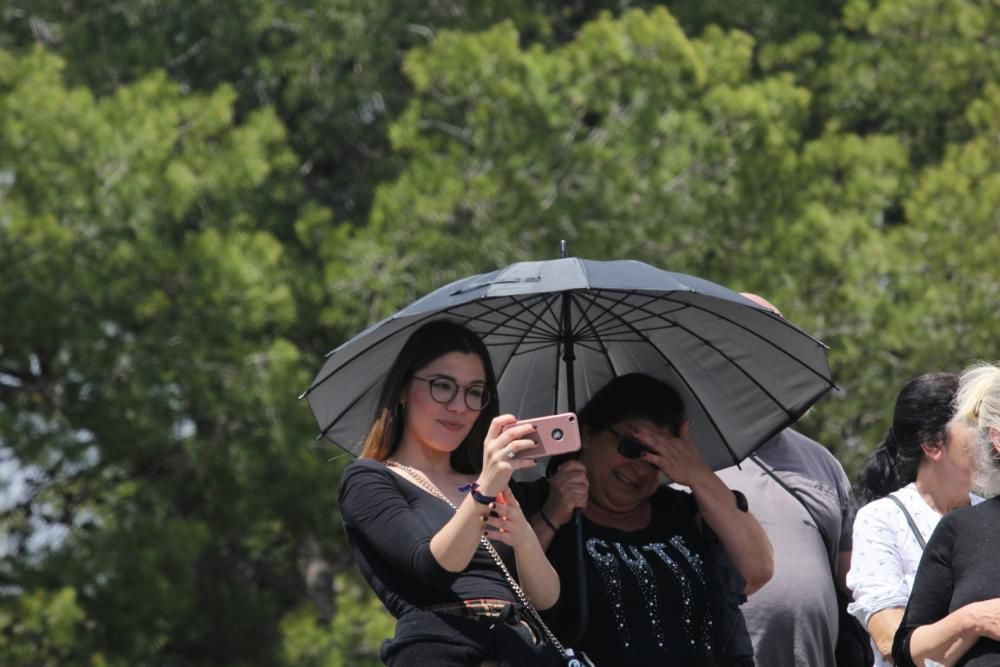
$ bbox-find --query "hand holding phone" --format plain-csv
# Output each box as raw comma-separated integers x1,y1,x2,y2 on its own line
501,413,581,459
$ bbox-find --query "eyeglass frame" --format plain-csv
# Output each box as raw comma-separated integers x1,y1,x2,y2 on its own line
410,374,492,411
606,425,653,459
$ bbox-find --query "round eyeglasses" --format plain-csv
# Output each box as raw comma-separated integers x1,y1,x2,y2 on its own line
607,426,652,459
411,375,491,411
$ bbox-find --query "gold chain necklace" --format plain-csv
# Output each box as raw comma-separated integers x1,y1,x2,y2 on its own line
384,459,462,508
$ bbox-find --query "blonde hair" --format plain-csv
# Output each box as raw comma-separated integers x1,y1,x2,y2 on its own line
954,362,1000,498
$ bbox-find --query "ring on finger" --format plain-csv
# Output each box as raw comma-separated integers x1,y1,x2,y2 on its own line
504,447,516,459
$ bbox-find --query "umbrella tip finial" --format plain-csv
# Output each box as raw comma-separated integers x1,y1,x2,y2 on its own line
560,239,568,258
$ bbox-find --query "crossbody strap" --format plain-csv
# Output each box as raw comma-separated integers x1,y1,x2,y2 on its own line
383,460,574,661
749,454,838,575
886,494,927,549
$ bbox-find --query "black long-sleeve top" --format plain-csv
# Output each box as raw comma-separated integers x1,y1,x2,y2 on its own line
339,458,520,619
892,497,1000,667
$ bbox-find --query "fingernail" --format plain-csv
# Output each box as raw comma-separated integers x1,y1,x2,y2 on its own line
482,530,489,537
480,514,488,522
489,502,496,510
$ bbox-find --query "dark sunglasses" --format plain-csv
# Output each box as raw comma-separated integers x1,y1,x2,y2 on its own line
607,426,651,459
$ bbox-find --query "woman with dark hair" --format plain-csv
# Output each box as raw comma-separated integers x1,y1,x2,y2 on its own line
338,319,562,666
847,373,978,666
531,373,773,666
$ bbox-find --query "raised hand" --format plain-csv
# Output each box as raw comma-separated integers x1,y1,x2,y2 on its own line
543,460,589,527
476,415,539,496
632,419,713,487
482,488,535,548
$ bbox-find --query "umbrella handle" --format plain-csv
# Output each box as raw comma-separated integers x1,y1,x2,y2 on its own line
570,508,589,644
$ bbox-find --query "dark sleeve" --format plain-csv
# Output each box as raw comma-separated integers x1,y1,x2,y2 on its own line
510,477,549,517
891,516,959,667
339,460,457,588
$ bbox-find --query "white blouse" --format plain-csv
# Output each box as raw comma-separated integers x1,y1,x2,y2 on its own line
846,483,981,667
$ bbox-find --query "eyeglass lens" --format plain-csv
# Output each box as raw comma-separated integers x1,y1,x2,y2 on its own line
415,376,491,411
609,427,648,459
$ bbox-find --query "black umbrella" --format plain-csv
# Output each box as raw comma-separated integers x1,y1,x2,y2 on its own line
303,255,834,469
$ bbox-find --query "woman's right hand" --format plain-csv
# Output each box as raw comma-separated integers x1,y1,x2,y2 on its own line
543,460,589,527
476,415,539,496
964,598,1000,641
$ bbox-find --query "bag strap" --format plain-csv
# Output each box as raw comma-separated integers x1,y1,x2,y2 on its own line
748,454,838,576
384,460,579,663
886,493,927,549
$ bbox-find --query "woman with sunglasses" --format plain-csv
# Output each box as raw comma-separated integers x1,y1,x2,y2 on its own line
530,373,773,666
338,319,562,666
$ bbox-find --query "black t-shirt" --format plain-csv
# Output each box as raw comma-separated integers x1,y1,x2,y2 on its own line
893,497,1000,667
546,487,717,666
339,458,518,618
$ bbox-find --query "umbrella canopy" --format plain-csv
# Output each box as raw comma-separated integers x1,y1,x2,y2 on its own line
303,257,835,470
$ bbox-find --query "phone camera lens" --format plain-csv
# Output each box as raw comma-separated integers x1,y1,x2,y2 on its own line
552,428,564,441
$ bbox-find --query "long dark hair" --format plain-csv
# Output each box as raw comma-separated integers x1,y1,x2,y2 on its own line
578,373,686,436
856,372,959,504
359,319,499,474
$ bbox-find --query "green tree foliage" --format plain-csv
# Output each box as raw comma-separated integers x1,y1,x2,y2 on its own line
348,10,932,472
0,0,555,226
888,84,1000,369
0,1,997,664
820,0,1000,164
0,47,348,665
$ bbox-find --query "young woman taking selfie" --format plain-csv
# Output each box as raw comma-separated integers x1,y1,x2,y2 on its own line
338,319,565,666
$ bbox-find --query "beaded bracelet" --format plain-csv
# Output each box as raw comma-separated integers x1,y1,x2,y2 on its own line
458,481,496,505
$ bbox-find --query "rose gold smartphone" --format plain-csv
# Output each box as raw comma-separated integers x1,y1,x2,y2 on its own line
502,412,582,459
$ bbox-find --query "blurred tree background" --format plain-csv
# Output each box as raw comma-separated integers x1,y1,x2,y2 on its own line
0,0,996,664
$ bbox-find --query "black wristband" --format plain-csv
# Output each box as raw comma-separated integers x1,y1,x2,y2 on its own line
539,509,558,532
732,489,749,513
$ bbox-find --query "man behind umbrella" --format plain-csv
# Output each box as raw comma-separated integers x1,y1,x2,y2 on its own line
715,293,862,667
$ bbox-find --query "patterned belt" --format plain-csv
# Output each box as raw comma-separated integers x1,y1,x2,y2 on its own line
425,598,513,619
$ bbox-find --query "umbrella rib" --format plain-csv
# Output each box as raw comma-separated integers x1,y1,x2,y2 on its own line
593,290,834,389
433,294,567,346
570,291,623,379
624,295,810,420
487,294,562,388
488,293,577,419
585,290,743,465
442,294,560,343
309,308,467,438
572,294,680,342
586,290,834,393
544,293,571,414
670,295,836,389
303,308,457,402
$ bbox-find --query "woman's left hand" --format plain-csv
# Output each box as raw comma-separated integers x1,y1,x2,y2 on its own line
482,487,534,549
632,419,712,487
